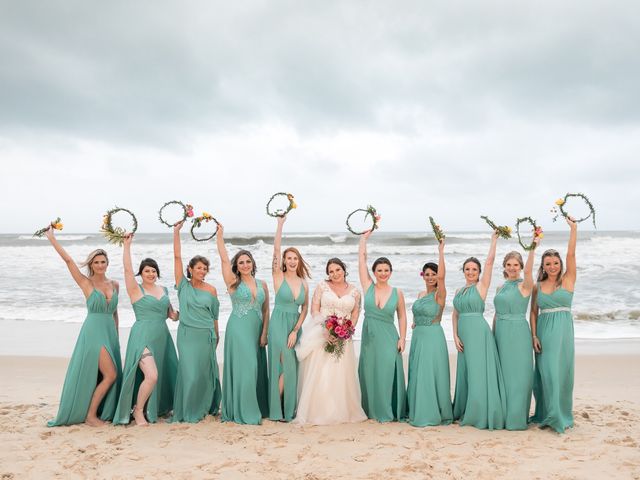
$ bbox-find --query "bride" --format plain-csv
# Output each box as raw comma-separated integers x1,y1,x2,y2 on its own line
294,258,367,425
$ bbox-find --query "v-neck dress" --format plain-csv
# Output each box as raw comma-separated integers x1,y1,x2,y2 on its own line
221,281,269,425
267,279,305,421
48,288,122,426
531,286,575,433
358,284,407,422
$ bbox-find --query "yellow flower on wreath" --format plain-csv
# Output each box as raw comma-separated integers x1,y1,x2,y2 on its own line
54,222,63,230
555,198,565,206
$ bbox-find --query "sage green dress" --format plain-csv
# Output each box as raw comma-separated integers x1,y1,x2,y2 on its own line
407,292,452,427
268,280,304,421
531,287,575,433
358,285,406,422
171,277,221,423
222,281,269,424
493,279,533,430
113,285,178,425
452,285,506,430
48,288,122,426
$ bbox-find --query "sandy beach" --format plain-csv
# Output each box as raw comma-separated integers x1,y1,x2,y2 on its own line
1,352,639,480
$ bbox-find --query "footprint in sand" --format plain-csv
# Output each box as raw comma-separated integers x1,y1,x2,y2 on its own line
39,431,53,440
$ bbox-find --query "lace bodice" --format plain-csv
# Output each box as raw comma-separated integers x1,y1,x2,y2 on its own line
314,282,360,319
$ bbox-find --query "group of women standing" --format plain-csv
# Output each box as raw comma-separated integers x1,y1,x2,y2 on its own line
44,215,578,434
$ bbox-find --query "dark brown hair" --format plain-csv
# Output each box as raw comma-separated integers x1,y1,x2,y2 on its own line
137,258,160,278
372,257,392,273
186,255,209,279
326,257,348,277
231,250,257,289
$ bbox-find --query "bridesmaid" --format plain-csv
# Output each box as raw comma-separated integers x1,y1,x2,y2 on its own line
530,217,577,433
452,231,506,430
171,221,221,423
407,239,453,427
492,236,540,430
357,230,407,422
45,228,122,426
113,234,179,426
269,215,310,421
216,224,269,424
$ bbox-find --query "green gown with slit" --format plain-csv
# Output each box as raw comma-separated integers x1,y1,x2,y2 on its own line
452,285,506,430
531,287,575,433
358,285,407,422
113,285,178,424
48,288,122,426
493,279,533,430
268,280,304,421
407,292,453,427
222,281,269,424
171,277,221,423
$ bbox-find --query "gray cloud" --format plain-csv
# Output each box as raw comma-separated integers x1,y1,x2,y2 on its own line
2,0,639,145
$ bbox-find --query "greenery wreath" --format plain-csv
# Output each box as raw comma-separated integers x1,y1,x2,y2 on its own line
266,192,297,217
429,216,445,242
346,205,381,235
158,200,194,227
552,193,596,228
515,216,543,251
101,207,138,246
480,215,512,239
34,217,63,237
190,212,219,242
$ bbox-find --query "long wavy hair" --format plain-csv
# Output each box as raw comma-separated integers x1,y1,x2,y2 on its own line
231,249,257,290
282,247,311,279
537,249,563,286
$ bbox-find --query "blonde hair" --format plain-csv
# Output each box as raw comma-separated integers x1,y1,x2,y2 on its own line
537,249,563,286
502,251,524,278
79,249,109,276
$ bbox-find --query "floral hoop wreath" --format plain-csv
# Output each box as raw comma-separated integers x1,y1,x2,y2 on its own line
158,200,194,227
101,207,138,246
552,193,596,228
346,205,381,235
429,216,445,242
190,212,219,242
480,215,512,239
515,216,544,251
34,217,63,237
266,192,297,217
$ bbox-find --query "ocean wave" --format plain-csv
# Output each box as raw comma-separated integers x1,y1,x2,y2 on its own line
574,310,640,322
18,234,93,241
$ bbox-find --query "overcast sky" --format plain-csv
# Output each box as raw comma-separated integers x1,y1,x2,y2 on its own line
1,0,638,233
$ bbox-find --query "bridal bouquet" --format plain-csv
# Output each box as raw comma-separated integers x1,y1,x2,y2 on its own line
324,315,355,359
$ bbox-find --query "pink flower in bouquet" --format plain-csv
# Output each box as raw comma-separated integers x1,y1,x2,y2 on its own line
334,325,345,337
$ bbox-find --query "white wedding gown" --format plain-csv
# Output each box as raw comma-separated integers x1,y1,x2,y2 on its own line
294,282,367,425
